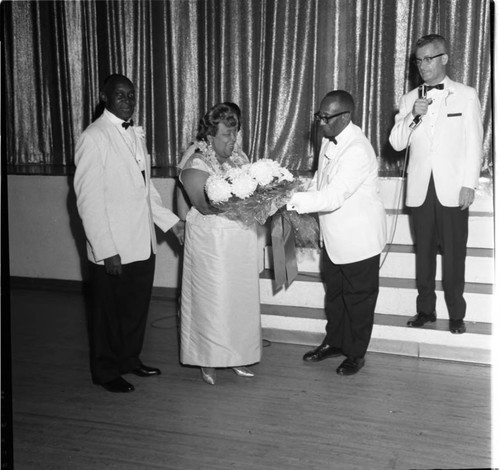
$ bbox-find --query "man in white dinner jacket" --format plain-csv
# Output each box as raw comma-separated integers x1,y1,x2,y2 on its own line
389,34,483,335
288,90,387,376
74,74,184,393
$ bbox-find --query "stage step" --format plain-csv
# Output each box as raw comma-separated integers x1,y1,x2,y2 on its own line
259,270,493,323
385,213,494,248
264,245,495,285
260,304,492,365
258,176,494,365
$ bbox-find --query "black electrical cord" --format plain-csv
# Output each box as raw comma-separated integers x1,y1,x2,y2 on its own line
379,129,414,269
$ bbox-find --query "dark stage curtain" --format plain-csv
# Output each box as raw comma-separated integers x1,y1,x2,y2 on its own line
2,0,492,175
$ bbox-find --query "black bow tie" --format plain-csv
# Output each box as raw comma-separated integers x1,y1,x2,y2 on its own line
425,84,444,92
122,120,134,129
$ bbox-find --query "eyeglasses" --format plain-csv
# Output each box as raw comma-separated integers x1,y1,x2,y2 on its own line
314,110,350,124
413,53,445,66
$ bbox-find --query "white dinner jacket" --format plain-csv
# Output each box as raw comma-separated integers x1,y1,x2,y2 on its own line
74,110,179,265
288,123,387,264
389,76,483,207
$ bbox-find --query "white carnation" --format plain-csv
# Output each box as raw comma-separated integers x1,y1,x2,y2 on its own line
134,126,145,140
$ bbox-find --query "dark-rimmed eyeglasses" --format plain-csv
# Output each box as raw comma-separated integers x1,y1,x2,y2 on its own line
413,53,445,66
314,110,350,124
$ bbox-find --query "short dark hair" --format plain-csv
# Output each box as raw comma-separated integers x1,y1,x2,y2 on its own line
325,90,355,113
101,74,133,94
416,34,447,52
197,102,241,141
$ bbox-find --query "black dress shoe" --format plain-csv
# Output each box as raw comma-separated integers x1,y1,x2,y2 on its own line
303,344,343,362
407,312,437,327
102,377,135,393
449,319,466,334
132,364,161,377
336,357,365,376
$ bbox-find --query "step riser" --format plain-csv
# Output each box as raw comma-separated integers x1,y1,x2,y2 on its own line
379,252,493,284
379,177,493,213
386,214,494,249
259,279,493,323
269,214,493,249
265,248,494,284
294,178,493,247
260,177,493,365
261,315,491,365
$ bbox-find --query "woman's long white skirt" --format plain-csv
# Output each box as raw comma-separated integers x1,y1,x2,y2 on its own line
180,208,262,367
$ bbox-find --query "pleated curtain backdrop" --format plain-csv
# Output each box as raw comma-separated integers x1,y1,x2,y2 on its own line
2,0,492,175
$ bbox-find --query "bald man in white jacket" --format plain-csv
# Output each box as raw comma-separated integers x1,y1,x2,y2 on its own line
288,90,387,376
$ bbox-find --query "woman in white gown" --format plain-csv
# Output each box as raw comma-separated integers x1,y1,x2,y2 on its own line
178,102,262,385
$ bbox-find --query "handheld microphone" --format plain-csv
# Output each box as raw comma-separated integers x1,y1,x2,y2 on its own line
409,85,426,129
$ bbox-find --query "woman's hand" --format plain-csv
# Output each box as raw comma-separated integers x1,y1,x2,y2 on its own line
171,220,185,245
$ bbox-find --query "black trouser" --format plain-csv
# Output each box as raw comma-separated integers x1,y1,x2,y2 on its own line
88,252,155,384
411,175,468,320
323,250,380,358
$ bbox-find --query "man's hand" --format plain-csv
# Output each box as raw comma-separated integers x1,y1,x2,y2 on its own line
171,220,185,245
412,98,430,118
104,254,122,276
459,187,475,210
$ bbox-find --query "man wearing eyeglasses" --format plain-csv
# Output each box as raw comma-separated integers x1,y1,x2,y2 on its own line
287,90,387,376
389,34,483,335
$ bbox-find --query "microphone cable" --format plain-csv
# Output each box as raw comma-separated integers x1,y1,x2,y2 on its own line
379,128,415,269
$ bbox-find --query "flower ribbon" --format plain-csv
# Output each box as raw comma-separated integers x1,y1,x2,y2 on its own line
270,209,298,291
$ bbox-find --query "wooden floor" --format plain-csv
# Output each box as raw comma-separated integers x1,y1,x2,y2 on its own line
7,288,493,470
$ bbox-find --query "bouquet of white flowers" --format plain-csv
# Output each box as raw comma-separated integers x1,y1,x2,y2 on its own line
205,159,320,289
205,159,299,226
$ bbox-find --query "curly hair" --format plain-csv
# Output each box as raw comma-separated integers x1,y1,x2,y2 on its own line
196,102,241,141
